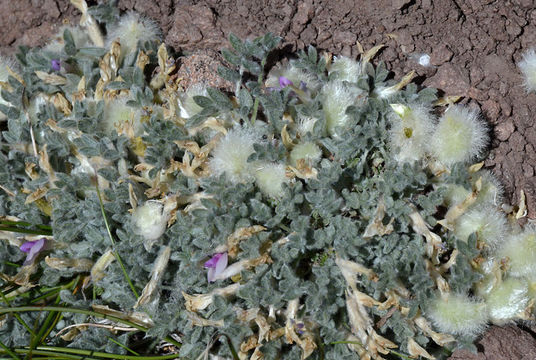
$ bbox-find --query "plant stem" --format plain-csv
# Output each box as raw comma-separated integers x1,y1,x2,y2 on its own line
8,347,182,360
0,306,182,349
106,336,140,356
0,338,21,360
0,225,52,236
15,348,97,359
0,306,147,330
3,261,21,268
0,287,36,337
31,277,77,348
95,184,139,299
0,219,52,230
250,98,260,125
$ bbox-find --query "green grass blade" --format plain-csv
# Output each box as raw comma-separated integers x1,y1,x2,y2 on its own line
0,288,36,337
95,184,139,299
105,336,139,356
389,350,413,360
0,219,52,231
30,276,79,349
0,306,181,350
0,225,52,236
0,306,148,331
3,261,21,268
205,333,239,360
34,346,180,360
15,348,93,360
0,338,21,360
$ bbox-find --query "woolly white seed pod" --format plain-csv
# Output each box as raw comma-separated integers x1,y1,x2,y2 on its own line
428,105,488,166
106,12,161,61
388,103,436,163
289,141,322,167
253,162,287,198
44,25,91,53
485,277,529,325
132,201,170,250
296,115,318,136
102,97,142,137
453,206,507,249
426,293,488,336
265,65,320,92
322,81,356,137
26,94,48,125
178,83,208,119
210,127,260,183
471,170,504,207
441,184,471,208
498,227,536,278
518,48,536,93
474,258,501,298
328,56,362,83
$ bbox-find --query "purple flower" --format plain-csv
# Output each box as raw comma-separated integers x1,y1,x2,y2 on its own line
279,76,293,89
204,252,228,283
290,319,306,335
51,59,61,72
20,238,46,265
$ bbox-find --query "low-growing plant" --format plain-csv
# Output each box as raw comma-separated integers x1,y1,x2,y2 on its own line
1,2,534,359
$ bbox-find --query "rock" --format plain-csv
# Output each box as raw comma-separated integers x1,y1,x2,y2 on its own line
467,87,488,101
424,63,470,96
166,4,224,52
481,99,501,122
524,177,536,219
300,24,317,44
500,100,512,116
494,119,515,141
482,54,517,83
450,326,536,360
292,0,314,34
421,0,432,7
332,30,357,46
430,43,453,65
392,0,412,9
523,163,534,177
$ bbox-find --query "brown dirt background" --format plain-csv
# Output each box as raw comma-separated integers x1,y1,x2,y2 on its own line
1,0,536,358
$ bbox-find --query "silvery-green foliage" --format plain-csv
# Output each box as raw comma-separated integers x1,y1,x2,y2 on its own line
0,4,520,359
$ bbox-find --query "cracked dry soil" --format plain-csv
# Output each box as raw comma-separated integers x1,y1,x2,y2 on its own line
1,0,536,359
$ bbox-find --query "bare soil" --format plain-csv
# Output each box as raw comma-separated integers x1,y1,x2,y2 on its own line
1,0,536,358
